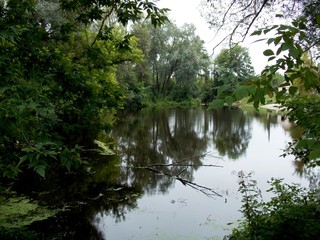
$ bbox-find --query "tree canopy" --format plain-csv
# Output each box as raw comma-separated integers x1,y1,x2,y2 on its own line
0,0,169,178
213,45,255,90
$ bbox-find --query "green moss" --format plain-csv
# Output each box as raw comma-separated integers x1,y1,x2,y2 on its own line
0,195,57,228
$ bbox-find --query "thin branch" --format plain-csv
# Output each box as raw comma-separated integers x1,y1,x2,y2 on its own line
240,0,269,43
233,0,255,15
213,0,237,39
145,163,223,168
143,167,222,198
176,177,223,198
91,6,115,47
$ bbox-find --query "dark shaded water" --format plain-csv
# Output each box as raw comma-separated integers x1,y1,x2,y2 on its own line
1,107,316,239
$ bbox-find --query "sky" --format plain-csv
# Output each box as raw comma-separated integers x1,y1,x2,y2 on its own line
157,0,269,74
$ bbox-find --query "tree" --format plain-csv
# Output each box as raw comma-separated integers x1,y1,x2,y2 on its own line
209,12,320,166
148,21,211,99
0,0,169,178
119,20,211,103
213,45,255,95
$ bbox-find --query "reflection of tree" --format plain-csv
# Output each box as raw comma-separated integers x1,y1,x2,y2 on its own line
10,150,142,239
209,108,252,159
246,110,278,141
112,108,210,195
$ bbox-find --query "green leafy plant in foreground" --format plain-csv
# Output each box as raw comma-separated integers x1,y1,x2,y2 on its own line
0,0,169,179
210,16,320,166
225,171,320,240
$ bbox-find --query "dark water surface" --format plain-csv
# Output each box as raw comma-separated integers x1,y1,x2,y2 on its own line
3,107,316,240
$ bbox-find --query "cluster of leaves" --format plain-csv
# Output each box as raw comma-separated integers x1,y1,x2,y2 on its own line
0,0,168,179
211,16,320,165
283,95,320,167
208,45,255,108
116,20,211,107
255,17,320,164
225,172,320,240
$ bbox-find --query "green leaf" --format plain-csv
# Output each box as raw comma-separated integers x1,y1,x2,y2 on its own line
289,45,299,59
251,29,262,36
217,84,230,96
309,150,320,160
208,99,224,110
296,139,313,148
274,36,282,45
235,87,249,100
225,96,234,107
94,140,115,155
267,38,275,45
35,165,46,178
268,56,276,61
288,86,298,96
248,86,257,95
263,49,274,56
281,42,291,51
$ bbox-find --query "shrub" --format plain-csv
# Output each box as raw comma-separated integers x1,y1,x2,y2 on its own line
225,171,320,240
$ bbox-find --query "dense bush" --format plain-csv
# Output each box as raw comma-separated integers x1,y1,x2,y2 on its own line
225,172,320,240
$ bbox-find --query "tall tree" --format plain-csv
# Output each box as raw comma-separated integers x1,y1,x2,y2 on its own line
148,21,211,99
0,0,168,178
213,45,255,93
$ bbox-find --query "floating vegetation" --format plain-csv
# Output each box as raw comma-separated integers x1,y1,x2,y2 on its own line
0,194,57,229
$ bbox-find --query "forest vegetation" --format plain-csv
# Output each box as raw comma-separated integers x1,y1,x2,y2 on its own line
0,0,260,180
0,0,319,239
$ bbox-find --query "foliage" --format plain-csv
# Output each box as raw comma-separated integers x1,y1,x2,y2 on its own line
116,20,211,105
143,21,211,99
225,172,320,240
283,95,320,167
0,0,169,178
200,0,318,47
213,45,255,94
210,15,320,165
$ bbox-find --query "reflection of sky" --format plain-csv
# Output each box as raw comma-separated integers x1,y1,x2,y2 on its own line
93,109,311,240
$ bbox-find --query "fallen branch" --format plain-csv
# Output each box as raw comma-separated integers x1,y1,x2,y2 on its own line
176,177,223,198
143,166,222,198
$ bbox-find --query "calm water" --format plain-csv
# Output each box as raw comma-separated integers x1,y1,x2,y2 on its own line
92,107,311,240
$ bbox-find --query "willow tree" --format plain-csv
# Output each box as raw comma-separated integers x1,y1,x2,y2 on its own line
148,21,211,99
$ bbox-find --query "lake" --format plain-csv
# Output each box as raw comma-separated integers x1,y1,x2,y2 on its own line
91,107,312,240
4,107,317,240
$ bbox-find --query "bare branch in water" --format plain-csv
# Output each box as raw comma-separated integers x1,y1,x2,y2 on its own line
124,151,223,198
142,166,222,198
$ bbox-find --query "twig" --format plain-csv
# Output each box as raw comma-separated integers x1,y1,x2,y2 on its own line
145,163,223,168
176,177,223,198
142,167,222,198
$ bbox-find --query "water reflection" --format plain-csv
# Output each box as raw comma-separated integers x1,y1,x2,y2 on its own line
113,108,210,195
111,108,295,196
3,108,313,240
94,107,313,240
9,151,142,239
210,109,252,159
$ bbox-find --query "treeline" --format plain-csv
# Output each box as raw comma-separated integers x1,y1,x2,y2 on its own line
119,22,257,108
0,0,258,179
0,0,169,179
